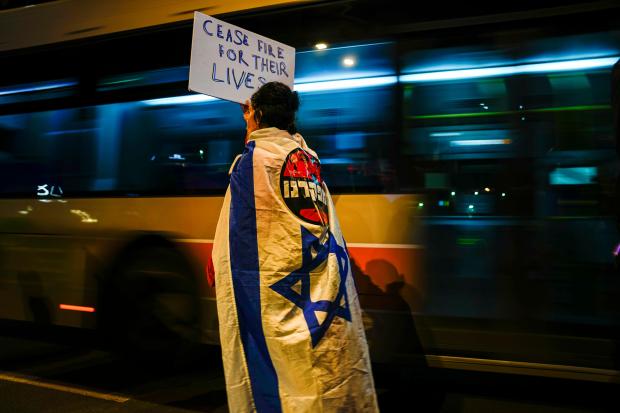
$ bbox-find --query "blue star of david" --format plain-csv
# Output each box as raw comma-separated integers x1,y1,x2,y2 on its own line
270,227,352,347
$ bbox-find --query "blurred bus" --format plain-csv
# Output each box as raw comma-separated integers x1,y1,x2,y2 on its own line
1,0,620,380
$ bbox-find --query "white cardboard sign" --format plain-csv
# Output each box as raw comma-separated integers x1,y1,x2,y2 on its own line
189,12,295,104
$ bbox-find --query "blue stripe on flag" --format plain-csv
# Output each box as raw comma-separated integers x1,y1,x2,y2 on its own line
229,141,282,413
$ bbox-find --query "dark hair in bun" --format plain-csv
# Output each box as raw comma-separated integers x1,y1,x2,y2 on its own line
250,81,299,134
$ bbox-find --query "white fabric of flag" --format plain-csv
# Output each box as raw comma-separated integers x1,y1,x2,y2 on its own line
211,127,379,412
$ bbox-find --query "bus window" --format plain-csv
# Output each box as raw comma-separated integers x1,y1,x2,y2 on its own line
0,108,97,197
296,42,398,193
115,99,243,195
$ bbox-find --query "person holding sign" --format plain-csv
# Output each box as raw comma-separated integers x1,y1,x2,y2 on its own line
210,82,379,412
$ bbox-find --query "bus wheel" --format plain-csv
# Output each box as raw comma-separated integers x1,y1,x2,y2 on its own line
104,246,201,369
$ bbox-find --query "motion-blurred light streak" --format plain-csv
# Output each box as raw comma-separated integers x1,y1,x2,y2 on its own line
400,56,619,82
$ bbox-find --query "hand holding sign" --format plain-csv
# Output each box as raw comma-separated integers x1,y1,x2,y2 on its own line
189,12,295,104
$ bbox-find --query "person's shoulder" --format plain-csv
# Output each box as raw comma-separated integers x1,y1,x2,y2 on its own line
253,135,298,158
248,129,321,163
293,133,321,162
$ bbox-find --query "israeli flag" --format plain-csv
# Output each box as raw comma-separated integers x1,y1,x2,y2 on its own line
211,127,378,412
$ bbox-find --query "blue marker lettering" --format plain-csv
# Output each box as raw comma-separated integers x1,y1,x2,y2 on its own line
238,50,249,67
279,61,289,77
232,69,246,90
203,20,214,36
240,31,250,46
234,30,244,46
245,73,255,89
277,47,284,59
212,63,224,83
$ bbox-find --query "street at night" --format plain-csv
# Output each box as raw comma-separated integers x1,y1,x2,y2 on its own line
0,322,617,412
2,0,620,412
